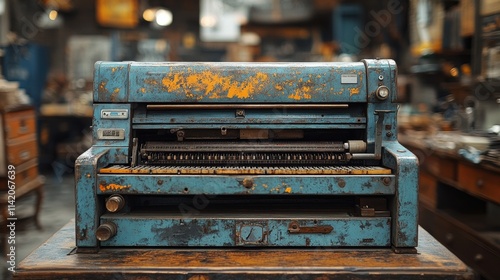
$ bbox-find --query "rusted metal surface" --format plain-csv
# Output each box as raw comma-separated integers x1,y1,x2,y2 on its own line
99,215,391,247
125,62,367,103
94,173,396,195
76,59,419,251
14,222,475,280
93,61,370,103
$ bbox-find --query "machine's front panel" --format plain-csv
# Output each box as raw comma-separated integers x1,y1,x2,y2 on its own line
99,215,391,247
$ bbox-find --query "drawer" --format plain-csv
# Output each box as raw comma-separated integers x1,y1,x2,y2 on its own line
0,158,39,191
419,171,438,207
3,109,36,139
457,163,500,204
6,135,38,165
424,154,457,182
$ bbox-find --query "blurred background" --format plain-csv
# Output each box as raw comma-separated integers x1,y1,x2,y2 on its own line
0,0,499,279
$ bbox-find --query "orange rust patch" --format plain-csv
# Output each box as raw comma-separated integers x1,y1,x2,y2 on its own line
284,187,292,193
159,71,269,99
288,85,312,100
275,84,284,91
113,88,120,94
162,73,183,91
99,183,131,192
98,81,108,93
349,88,360,96
140,88,146,93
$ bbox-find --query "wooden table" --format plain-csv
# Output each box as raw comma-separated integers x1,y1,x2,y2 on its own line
12,221,474,279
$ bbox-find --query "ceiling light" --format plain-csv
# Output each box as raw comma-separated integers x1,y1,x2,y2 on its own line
49,9,58,21
200,15,217,28
155,9,172,27
143,8,155,22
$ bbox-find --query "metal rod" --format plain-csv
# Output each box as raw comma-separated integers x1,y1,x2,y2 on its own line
351,110,393,160
147,104,349,110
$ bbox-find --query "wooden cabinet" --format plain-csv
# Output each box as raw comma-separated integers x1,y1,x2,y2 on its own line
0,105,44,229
402,138,500,280
457,163,500,204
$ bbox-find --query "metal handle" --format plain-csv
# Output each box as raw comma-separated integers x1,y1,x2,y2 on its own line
288,221,333,234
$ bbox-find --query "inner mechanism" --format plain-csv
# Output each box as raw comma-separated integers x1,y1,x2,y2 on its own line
139,141,366,166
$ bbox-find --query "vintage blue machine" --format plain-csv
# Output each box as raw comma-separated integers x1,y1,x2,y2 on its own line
75,59,418,252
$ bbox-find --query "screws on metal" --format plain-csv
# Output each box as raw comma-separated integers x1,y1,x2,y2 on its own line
242,177,254,189
383,177,391,186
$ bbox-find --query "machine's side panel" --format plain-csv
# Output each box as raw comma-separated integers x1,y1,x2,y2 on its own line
383,142,419,248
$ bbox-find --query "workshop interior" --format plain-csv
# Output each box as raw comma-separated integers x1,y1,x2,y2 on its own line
0,0,499,279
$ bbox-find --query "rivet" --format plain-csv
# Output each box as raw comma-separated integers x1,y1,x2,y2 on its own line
242,177,254,189
383,177,391,185
378,75,384,81
338,179,346,188
397,149,406,153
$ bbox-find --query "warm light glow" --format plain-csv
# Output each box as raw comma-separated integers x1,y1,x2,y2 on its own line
143,8,155,22
200,15,217,28
49,10,58,21
155,9,172,26
450,67,459,77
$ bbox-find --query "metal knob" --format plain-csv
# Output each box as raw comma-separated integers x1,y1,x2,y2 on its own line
96,223,117,241
376,85,390,100
106,194,125,213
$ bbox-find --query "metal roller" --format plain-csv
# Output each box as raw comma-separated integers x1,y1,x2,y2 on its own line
345,140,367,153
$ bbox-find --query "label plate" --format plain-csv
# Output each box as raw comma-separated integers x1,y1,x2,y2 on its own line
101,109,129,119
341,74,358,84
97,128,125,140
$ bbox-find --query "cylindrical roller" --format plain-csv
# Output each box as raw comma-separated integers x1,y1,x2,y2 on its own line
106,194,125,213
96,222,117,241
346,140,367,153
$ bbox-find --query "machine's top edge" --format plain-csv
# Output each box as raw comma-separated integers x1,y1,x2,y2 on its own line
93,59,395,103
96,61,367,67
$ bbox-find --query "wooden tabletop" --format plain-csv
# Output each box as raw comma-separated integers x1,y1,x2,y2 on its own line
13,221,475,280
